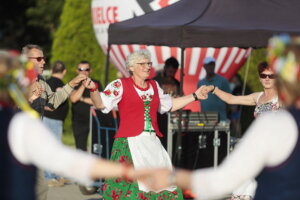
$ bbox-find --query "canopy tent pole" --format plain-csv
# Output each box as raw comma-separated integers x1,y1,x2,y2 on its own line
175,47,185,166
105,45,111,85
242,50,252,96
179,48,185,96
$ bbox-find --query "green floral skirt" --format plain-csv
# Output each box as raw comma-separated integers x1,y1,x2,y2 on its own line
103,138,183,200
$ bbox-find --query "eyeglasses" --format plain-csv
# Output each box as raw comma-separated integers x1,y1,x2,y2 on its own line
136,62,153,67
78,67,90,72
259,73,276,79
28,56,45,62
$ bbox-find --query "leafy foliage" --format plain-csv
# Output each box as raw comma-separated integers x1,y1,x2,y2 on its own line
26,0,65,58
51,0,117,83
0,0,64,58
51,0,117,146
238,48,267,92
26,0,65,36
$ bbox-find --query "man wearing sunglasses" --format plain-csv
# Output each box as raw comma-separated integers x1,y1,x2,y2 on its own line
70,61,103,152
22,44,87,200
22,44,86,116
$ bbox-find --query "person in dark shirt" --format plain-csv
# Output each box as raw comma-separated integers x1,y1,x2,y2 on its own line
229,74,255,138
153,56,180,97
153,57,180,148
43,61,69,187
70,61,102,151
44,61,69,123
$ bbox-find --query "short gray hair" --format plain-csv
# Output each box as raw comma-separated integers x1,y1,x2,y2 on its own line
125,49,151,72
21,44,43,56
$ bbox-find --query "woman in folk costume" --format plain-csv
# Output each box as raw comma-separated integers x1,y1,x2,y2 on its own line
86,49,208,199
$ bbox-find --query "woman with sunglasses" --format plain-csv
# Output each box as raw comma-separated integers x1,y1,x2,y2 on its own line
206,61,280,119
204,61,281,200
141,34,300,200
84,49,208,200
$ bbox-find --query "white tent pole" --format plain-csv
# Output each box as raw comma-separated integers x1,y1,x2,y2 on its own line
242,50,252,95
105,45,111,85
236,50,252,138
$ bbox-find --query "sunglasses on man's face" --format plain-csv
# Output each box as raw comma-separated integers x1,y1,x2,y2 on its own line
78,68,90,72
29,56,45,62
259,73,276,79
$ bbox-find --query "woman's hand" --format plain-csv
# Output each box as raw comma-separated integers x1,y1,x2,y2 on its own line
136,168,172,191
205,85,215,93
138,168,193,191
44,106,54,111
194,85,209,100
83,78,96,89
69,74,87,88
28,81,44,102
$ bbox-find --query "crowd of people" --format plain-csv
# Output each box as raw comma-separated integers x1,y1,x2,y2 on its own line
2,33,300,200
0,49,148,200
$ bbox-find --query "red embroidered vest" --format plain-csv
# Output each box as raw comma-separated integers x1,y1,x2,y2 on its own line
115,78,163,138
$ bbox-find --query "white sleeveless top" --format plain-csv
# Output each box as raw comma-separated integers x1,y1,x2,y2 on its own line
254,92,280,118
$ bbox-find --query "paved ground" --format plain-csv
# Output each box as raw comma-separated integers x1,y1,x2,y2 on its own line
47,183,102,200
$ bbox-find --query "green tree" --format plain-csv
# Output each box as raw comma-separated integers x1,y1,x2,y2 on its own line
51,0,116,83
238,48,267,92
51,0,117,145
0,0,64,57
26,0,65,57
26,0,64,34
0,0,34,49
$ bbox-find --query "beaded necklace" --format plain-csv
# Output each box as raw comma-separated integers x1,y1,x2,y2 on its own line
130,77,150,91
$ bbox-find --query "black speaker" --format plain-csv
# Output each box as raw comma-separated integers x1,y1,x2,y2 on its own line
157,113,169,149
172,131,228,169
